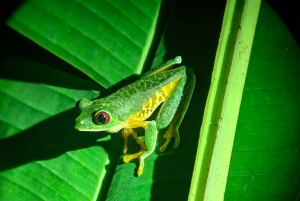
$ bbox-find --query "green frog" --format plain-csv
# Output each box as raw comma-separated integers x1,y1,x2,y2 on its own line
75,56,195,176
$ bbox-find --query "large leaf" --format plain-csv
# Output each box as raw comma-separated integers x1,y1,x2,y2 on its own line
188,0,262,199
1,0,168,200
7,0,163,88
1,0,226,200
0,57,115,200
4,0,300,200
225,1,300,200
187,0,300,200
105,1,226,200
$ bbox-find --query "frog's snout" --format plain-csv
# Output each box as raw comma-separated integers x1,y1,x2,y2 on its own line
74,118,81,130
74,116,86,130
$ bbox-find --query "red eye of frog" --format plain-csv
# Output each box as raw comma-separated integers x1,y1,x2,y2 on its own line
94,112,110,125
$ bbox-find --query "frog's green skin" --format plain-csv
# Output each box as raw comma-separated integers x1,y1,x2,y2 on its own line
75,56,195,176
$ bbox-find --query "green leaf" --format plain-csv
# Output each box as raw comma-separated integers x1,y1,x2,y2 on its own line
188,0,262,199
0,57,115,200
0,0,224,200
104,1,226,200
187,0,300,200
7,0,162,88
225,1,300,200
2,0,170,199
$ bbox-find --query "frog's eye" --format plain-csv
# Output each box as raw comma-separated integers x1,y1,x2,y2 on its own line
94,111,110,125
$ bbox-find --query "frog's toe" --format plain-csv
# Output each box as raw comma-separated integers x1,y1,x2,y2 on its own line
122,134,128,153
173,129,180,148
160,129,172,152
159,138,170,152
123,151,146,176
123,146,128,154
123,151,143,162
123,137,146,162
160,127,180,152
137,159,145,176
136,137,146,151
173,140,180,148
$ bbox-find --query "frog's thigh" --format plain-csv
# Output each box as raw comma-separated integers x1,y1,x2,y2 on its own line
156,72,187,129
170,68,195,148
158,68,195,152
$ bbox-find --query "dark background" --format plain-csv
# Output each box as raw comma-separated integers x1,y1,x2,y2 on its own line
1,0,299,47
0,0,299,200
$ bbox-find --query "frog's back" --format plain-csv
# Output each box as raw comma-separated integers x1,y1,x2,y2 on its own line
109,66,186,121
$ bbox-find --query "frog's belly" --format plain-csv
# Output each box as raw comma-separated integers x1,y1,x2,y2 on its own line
129,78,181,121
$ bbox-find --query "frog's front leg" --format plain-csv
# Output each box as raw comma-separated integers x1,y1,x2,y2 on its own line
123,120,157,176
122,128,146,153
122,128,135,153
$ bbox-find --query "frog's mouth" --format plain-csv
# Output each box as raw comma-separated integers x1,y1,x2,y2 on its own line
74,121,126,133
74,125,102,132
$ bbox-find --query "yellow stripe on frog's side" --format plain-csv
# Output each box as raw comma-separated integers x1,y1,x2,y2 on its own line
129,78,181,121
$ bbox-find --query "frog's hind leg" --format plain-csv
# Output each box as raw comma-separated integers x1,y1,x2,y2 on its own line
157,67,196,152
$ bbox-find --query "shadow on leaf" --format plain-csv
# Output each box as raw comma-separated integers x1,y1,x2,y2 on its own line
0,108,122,172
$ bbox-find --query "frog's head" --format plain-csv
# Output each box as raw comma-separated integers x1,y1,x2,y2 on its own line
75,98,125,133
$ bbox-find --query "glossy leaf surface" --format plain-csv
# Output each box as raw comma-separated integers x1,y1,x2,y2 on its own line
225,2,300,200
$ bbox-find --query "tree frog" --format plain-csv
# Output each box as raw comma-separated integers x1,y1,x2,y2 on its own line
75,56,195,176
